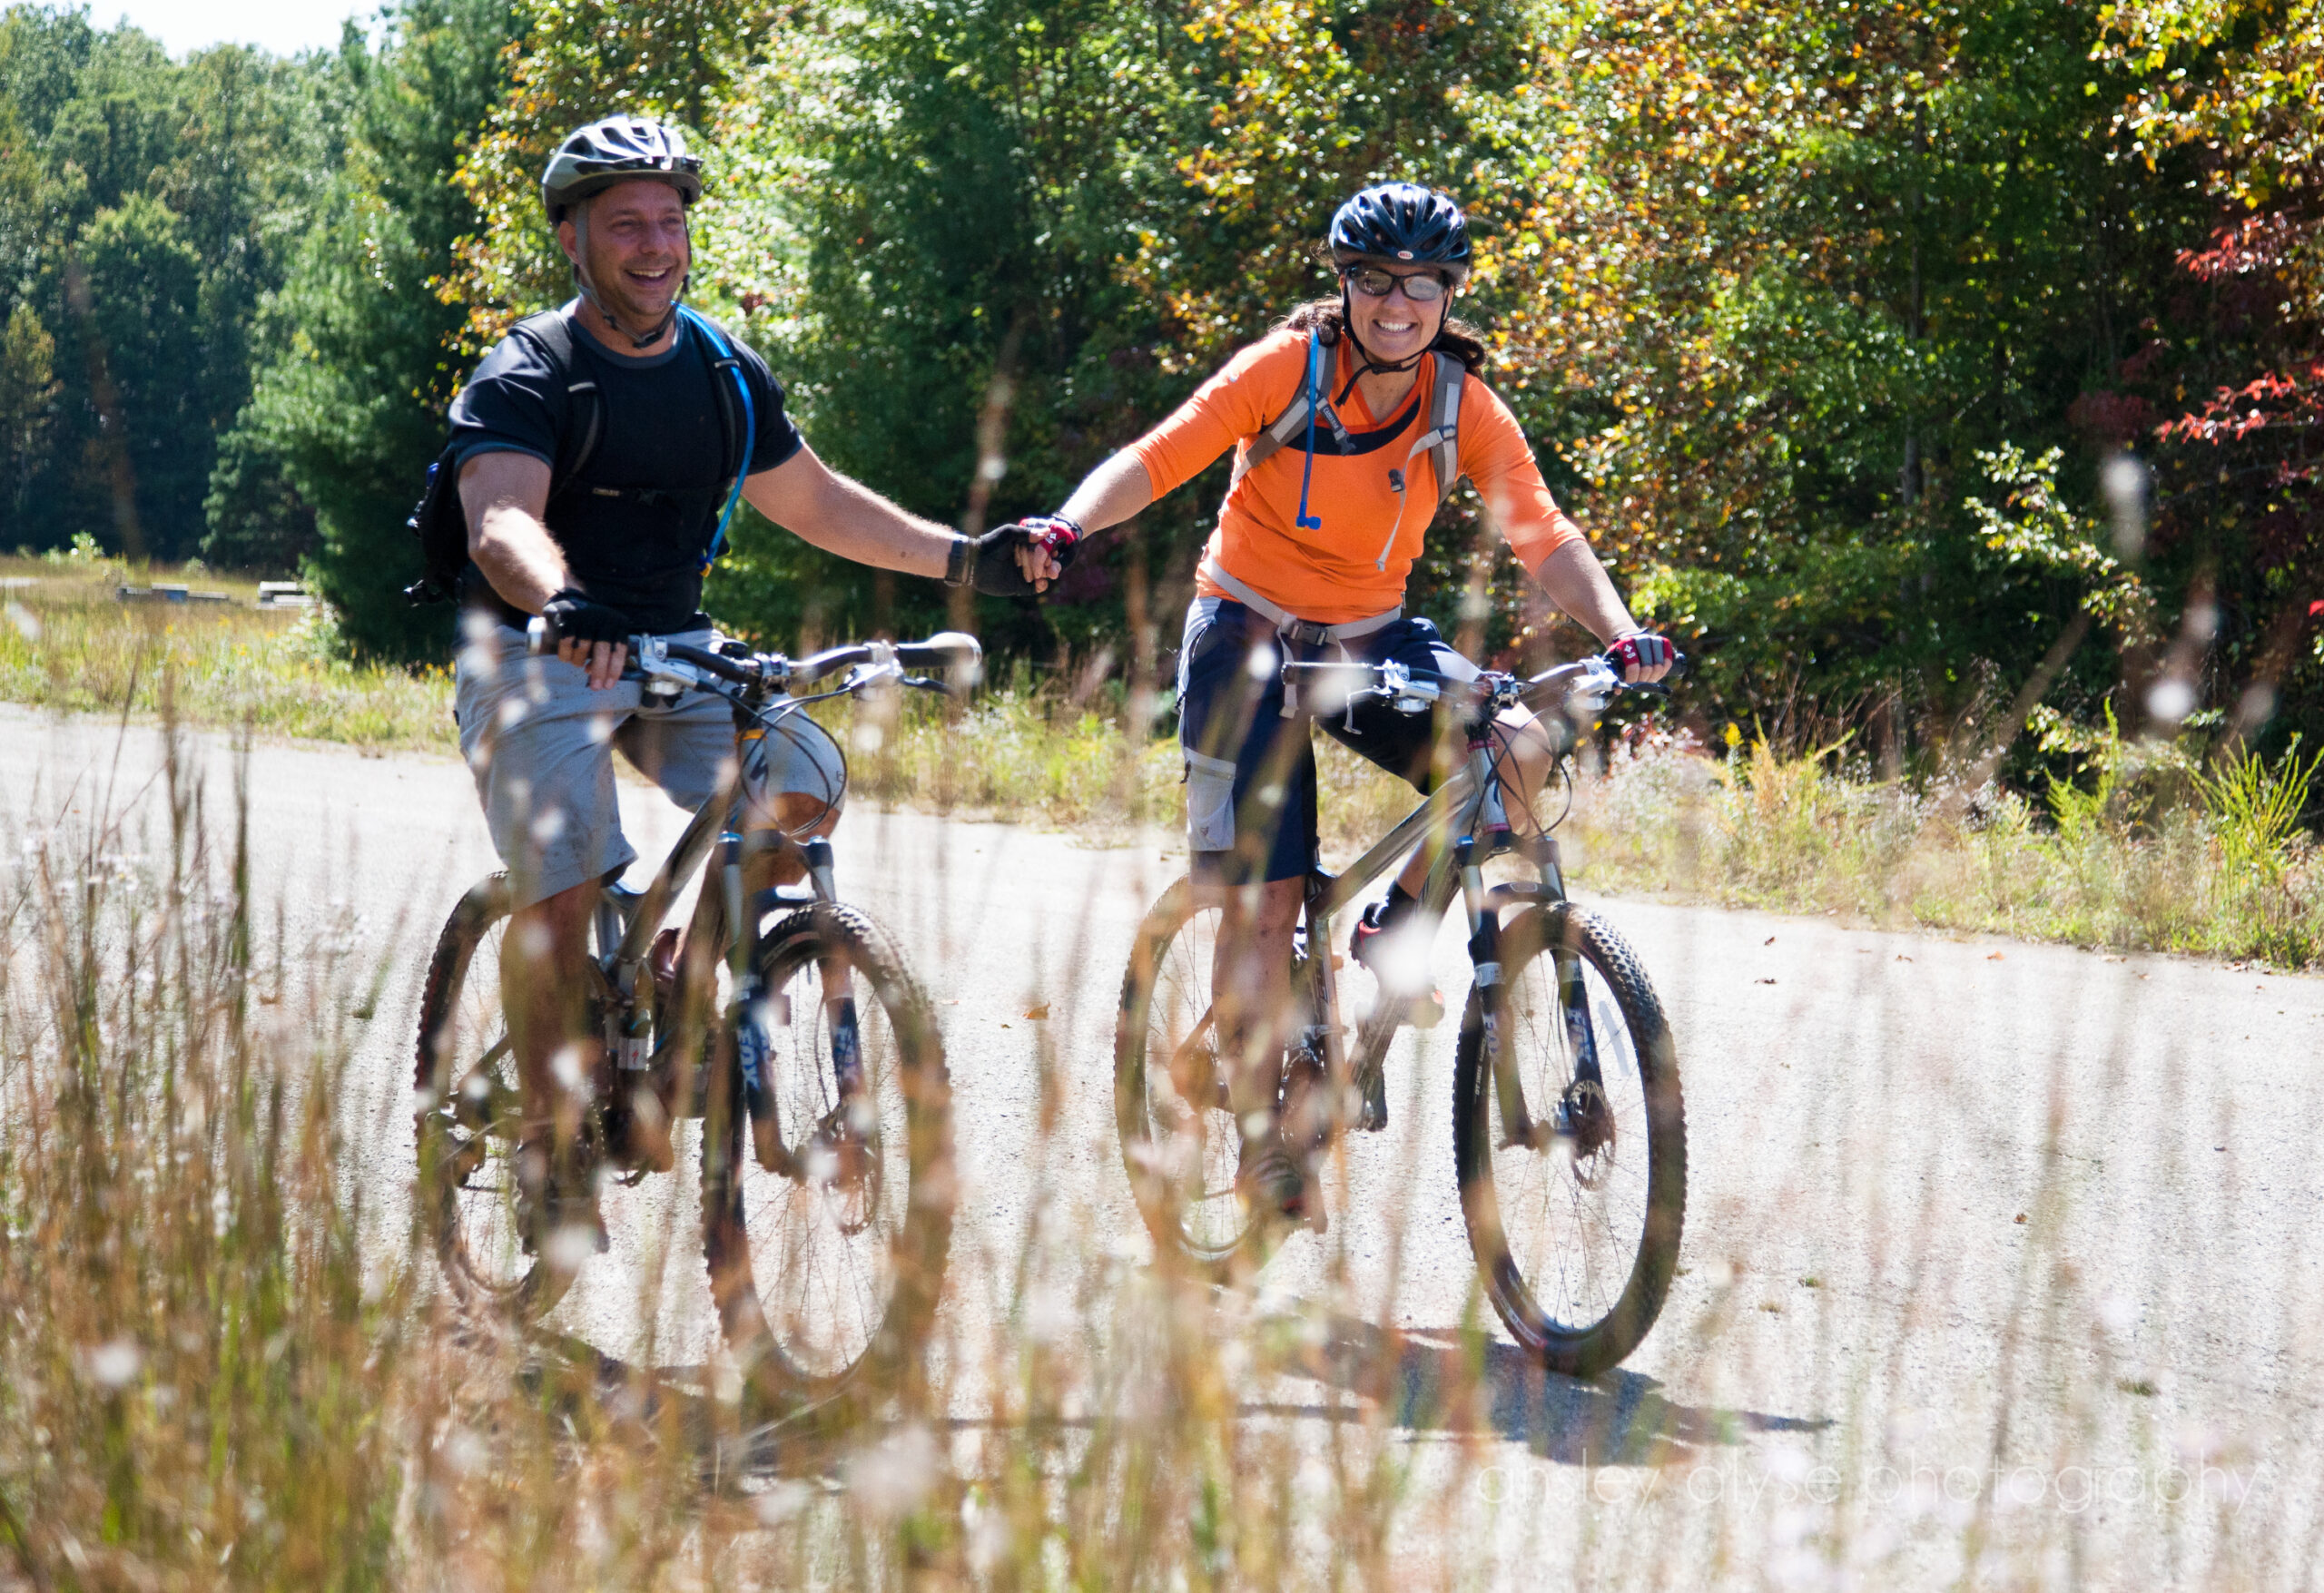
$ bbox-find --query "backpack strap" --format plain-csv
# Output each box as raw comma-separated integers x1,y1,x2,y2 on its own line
1235,336,1462,503
1233,339,1320,485
1417,349,1465,506
675,306,755,574
507,304,602,495
1369,354,1472,571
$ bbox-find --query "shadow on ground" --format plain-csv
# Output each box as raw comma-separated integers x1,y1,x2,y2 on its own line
515,1303,1827,1485
1252,1315,1827,1466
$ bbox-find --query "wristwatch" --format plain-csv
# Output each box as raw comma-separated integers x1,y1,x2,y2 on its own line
944,535,975,587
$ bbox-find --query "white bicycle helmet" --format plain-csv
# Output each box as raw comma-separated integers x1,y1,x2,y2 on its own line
541,117,703,221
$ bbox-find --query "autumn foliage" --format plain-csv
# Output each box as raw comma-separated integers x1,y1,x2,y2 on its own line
350,0,2323,768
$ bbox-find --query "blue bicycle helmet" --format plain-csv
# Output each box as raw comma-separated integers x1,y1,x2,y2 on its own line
1328,182,1471,274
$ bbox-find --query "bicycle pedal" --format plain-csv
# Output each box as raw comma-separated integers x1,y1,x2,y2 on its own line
1356,1071,1388,1133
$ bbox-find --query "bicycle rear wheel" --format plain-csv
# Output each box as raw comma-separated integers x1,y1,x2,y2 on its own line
413,875,573,1321
701,901,952,1421
1115,877,1272,1274
1452,903,1685,1378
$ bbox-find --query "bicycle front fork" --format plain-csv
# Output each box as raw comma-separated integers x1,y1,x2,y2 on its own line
1464,832,1606,1152
727,833,863,1176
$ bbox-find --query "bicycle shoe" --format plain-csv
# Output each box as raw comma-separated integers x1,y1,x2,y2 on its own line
1236,1134,1327,1235
1349,899,1444,1028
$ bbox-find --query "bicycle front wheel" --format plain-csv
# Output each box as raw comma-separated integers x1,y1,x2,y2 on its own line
1452,903,1686,1378
701,902,952,1420
1115,877,1271,1274
413,875,572,1323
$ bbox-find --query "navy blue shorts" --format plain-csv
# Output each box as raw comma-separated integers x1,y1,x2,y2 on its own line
1176,599,1480,887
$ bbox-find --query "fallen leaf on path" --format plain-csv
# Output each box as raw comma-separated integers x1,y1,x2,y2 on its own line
1024,1004,1050,1020
1763,936,1776,945
2014,1214,2027,1224
1895,954,1913,962
1986,952,2005,961
1755,978,1777,986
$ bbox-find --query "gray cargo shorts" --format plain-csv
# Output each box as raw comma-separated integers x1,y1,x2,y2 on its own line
453,622,848,910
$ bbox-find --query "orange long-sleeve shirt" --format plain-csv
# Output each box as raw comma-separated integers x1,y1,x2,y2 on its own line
1131,327,1585,625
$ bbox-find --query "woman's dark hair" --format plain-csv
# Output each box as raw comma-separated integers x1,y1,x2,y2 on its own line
1277,295,1487,373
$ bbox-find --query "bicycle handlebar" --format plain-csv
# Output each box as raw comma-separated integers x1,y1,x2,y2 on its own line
525,616,984,693
1280,646,1684,723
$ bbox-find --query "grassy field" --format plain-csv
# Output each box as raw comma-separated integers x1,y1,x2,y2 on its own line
850,694,2322,970
0,550,457,751
5,549,2316,968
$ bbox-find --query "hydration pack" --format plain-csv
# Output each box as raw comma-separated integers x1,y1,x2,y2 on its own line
403,304,754,605
1230,329,1468,511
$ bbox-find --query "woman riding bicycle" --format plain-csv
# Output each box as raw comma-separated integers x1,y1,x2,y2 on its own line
1042,182,1674,1221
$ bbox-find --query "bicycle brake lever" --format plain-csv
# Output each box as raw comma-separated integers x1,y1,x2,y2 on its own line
1621,680,1673,700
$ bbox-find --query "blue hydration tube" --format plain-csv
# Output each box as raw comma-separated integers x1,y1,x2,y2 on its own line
1294,333,1324,531
677,305,756,574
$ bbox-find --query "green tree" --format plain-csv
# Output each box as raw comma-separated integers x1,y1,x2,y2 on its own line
65,192,204,558
0,298,55,521
0,9,348,558
231,0,518,655
2098,0,2324,750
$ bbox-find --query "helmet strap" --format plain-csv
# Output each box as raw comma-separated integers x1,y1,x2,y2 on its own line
570,204,685,351
1334,280,1425,405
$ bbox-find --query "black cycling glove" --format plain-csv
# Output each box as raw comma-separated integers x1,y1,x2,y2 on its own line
947,517,1081,598
539,587,634,647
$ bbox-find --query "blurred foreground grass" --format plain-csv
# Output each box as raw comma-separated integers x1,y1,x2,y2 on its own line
4,551,2315,967
0,700,2307,1590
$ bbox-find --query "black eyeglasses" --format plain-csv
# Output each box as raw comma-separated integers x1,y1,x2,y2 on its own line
1342,264,1452,302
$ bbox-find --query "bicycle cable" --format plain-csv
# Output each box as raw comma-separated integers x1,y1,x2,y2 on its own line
714,673,905,840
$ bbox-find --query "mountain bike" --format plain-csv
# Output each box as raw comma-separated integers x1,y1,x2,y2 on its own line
415,625,974,1416
1116,653,1687,1377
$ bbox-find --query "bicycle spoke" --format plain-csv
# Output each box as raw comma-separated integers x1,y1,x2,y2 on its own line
1462,912,1674,1365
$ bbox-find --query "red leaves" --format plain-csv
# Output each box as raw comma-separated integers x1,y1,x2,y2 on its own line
2157,357,2324,447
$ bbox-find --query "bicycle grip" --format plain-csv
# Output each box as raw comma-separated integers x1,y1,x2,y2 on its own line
895,630,983,683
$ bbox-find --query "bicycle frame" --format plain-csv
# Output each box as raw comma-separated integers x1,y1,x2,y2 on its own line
1295,699,1600,1144
578,686,851,1177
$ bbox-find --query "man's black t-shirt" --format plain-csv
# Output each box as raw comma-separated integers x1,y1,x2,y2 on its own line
448,304,804,634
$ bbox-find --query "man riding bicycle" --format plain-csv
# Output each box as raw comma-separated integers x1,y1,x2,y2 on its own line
1038,182,1672,1222
448,115,1069,1250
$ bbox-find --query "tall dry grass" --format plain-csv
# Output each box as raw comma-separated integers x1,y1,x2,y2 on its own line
3,545,2310,964
830,683,2320,968
0,699,2314,1588
1571,723,2323,968
0,712,1506,1588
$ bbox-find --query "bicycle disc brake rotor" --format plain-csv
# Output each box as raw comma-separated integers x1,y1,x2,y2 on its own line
1164,1026,1226,1120
800,1097,880,1235
1558,1077,1617,1186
